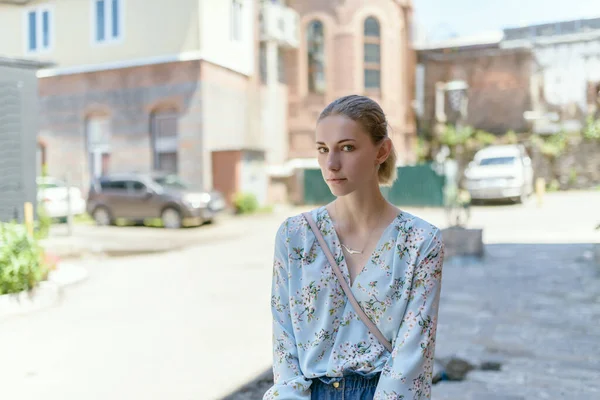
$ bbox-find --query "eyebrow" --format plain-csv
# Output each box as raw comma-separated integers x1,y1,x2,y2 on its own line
316,139,356,145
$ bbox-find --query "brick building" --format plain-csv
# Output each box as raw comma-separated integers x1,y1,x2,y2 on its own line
416,37,537,135
0,0,417,205
285,0,417,163
415,17,600,137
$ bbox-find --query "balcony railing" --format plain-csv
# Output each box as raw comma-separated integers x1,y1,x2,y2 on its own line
260,2,299,48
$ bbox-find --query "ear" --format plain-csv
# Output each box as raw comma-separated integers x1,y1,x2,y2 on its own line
375,137,392,165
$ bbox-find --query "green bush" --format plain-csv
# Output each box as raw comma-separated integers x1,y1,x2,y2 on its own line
233,192,259,214
583,116,600,140
547,179,561,192
503,130,519,144
35,204,52,240
0,222,48,295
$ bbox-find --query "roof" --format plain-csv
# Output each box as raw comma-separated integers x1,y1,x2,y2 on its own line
0,56,54,69
414,31,503,51
475,145,522,158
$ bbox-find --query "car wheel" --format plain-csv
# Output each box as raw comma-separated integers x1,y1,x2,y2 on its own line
514,188,528,204
161,207,182,229
93,207,112,226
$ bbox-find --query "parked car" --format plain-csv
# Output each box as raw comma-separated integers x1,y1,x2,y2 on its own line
86,172,226,228
463,144,534,203
37,177,87,220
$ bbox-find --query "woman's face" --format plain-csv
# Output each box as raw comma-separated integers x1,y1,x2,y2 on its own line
315,114,387,197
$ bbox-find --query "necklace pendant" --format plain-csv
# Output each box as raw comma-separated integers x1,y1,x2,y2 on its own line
342,244,363,255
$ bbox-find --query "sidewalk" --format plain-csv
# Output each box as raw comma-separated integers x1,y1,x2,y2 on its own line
39,206,298,260
0,261,89,320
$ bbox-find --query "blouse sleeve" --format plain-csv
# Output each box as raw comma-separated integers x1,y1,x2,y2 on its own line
263,221,312,400
374,229,444,400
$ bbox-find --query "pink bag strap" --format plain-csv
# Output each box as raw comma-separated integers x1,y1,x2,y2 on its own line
303,212,393,353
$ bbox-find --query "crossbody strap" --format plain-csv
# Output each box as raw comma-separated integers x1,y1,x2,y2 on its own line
303,212,393,353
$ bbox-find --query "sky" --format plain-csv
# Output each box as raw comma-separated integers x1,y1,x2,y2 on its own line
414,0,600,41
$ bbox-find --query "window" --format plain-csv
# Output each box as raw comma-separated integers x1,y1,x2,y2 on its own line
364,17,381,91
93,0,122,43
100,180,127,191
86,116,112,179
307,20,325,94
151,110,179,174
231,0,243,42
130,181,147,193
278,47,286,84
25,6,53,53
259,43,267,84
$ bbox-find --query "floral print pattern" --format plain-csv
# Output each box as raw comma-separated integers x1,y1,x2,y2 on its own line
264,207,444,400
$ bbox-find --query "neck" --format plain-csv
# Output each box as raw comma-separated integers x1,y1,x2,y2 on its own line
333,183,388,233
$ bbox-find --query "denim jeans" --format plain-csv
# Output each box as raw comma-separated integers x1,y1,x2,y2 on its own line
310,373,380,400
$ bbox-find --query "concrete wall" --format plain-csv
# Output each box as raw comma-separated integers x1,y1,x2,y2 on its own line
0,62,39,223
532,40,600,131
199,0,255,76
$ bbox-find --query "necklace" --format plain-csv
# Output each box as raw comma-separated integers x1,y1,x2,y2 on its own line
335,202,384,256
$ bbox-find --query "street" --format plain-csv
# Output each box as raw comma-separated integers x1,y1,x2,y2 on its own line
0,191,599,399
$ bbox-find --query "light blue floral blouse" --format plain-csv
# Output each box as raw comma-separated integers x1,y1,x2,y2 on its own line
264,206,445,400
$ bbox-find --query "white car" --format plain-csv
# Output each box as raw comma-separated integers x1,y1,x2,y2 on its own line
37,177,87,220
463,145,534,203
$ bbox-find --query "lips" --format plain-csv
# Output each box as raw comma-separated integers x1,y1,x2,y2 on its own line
327,178,347,183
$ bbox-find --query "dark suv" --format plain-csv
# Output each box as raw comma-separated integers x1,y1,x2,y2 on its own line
87,173,226,228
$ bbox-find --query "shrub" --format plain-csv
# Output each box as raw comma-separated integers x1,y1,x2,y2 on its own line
0,222,48,295
36,204,52,240
233,192,259,214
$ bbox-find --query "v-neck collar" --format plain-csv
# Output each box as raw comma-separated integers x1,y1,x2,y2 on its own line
319,206,402,289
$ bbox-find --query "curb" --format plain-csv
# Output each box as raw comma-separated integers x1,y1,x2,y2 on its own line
0,281,62,320
0,263,89,320
48,262,90,287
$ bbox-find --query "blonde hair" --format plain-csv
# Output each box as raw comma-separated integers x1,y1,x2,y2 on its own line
318,95,397,186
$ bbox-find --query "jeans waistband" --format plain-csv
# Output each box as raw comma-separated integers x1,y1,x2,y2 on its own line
312,372,381,390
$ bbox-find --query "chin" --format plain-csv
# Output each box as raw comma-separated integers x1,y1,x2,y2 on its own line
327,184,354,197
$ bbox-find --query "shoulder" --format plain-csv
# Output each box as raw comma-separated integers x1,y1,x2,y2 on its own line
275,206,326,240
395,210,444,252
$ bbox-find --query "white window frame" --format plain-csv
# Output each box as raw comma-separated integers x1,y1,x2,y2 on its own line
230,0,243,42
91,0,124,45
23,5,54,55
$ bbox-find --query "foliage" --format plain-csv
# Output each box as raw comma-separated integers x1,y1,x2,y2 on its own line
439,125,475,148
568,167,578,186
415,137,432,163
583,116,600,140
503,130,519,144
35,163,52,239
530,132,568,159
233,192,259,214
35,204,52,240
547,179,561,192
0,222,48,295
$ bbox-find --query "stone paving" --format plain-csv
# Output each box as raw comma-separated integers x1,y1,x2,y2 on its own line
431,243,600,399
225,243,600,400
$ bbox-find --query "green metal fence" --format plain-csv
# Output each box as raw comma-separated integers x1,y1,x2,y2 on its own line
303,163,446,207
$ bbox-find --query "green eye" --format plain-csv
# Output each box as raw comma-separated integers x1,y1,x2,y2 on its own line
342,145,354,151
317,147,328,154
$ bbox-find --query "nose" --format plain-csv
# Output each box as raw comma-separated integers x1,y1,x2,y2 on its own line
327,152,341,172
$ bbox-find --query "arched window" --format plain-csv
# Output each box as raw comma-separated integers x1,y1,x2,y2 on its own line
150,109,178,173
85,114,111,179
307,20,325,93
364,17,381,91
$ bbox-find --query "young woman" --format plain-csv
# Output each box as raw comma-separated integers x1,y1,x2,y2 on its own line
264,95,444,399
